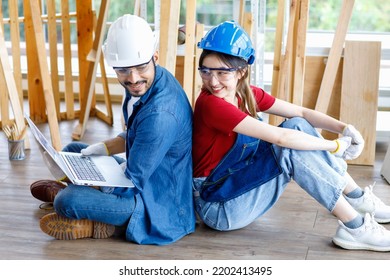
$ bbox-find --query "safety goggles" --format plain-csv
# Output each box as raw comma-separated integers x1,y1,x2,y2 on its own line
198,66,239,81
113,58,153,76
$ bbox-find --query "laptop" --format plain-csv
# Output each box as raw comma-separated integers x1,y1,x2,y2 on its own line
25,115,134,188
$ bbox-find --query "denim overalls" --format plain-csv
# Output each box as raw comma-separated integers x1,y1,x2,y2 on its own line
201,133,282,202
193,117,348,231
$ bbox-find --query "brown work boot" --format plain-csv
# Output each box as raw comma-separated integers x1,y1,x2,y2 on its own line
40,213,115,240
30,180,67,203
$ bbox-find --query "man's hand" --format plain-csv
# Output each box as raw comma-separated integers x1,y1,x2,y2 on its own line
81,142,109,156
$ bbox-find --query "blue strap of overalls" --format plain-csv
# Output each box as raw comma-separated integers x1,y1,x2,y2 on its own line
201,133,282,202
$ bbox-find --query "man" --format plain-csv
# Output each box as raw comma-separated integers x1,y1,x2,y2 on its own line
31,14,195,245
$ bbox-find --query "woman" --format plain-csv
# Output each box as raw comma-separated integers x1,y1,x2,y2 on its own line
192,20,390,251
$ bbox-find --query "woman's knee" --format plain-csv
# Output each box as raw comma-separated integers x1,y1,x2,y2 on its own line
280,117,308,129
280,117,319,137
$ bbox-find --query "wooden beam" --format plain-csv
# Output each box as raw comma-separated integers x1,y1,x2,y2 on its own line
0,4,10,125
47,0,61,116
8,0,23,105
238,0,245,26
27,0,61,150
158,0,180,75
182,0,196,103
24,0,46,123
0,8,28,146
72,0,110,140
61,0,75,119
270,0,297,126
269,0,285,126
292,0,309,106
76,0,94,120
315,0,354,114
192,22,204,106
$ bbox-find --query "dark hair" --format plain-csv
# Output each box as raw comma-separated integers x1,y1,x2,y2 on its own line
199,50,258,117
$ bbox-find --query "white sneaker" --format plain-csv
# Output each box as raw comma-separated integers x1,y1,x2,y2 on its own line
344,183,390,223
332,213,390,251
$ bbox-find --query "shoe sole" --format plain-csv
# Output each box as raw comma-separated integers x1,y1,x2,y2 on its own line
332,237,390,252
40,213,115,240
374,217,390,224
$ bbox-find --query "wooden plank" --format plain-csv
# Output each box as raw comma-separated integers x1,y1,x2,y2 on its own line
72,0,110,140
340,41,381,166
94,13,113,126
27,0,61,150
0,10,28,145
303,55,343,140
158,0,180,75
94,52,113,125
23,0,46,123
315,0,354,114
283,0,298,104
182,0,196,103
76,0,93,118
61,0,75,119
8,0,23,105
134,0,141,16
271,0,297,126
292,0,309,106
47,0,61,116
242,11,253,39
192,23,204,106
0,3,10,126
269,0,285,126
238,0,245,26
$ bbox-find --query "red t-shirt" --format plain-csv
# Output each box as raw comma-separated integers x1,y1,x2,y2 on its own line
193,86,276,177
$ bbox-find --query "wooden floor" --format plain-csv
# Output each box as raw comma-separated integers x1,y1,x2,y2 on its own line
1,105,390,260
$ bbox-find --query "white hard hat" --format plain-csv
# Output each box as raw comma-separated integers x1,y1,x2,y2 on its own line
103,14,158,67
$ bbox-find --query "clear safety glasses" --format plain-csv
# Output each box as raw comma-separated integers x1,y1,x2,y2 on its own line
198,67,239,81
113,58,153,77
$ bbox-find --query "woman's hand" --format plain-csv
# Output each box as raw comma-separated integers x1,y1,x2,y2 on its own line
331,136,352,159
342,125,365,160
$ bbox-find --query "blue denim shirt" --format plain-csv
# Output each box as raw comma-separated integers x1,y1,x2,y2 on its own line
114,65,195,245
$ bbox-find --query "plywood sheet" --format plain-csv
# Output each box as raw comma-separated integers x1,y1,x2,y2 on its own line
340,41,381,165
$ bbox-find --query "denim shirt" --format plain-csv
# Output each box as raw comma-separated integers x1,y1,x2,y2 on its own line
201,132,282,202
114,65,195,245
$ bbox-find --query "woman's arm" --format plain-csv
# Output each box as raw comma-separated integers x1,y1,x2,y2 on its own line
233,116,338,152
265,98,347,134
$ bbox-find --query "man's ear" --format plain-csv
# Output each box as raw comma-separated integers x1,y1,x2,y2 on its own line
153,51,159,63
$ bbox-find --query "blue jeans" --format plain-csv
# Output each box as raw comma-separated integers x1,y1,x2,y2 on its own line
53,142,135,226
193,117,348,231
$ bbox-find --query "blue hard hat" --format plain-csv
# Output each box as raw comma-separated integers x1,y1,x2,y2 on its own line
197,20,255,65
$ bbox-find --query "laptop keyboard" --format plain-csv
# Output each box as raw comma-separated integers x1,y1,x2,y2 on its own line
64,154,106,182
